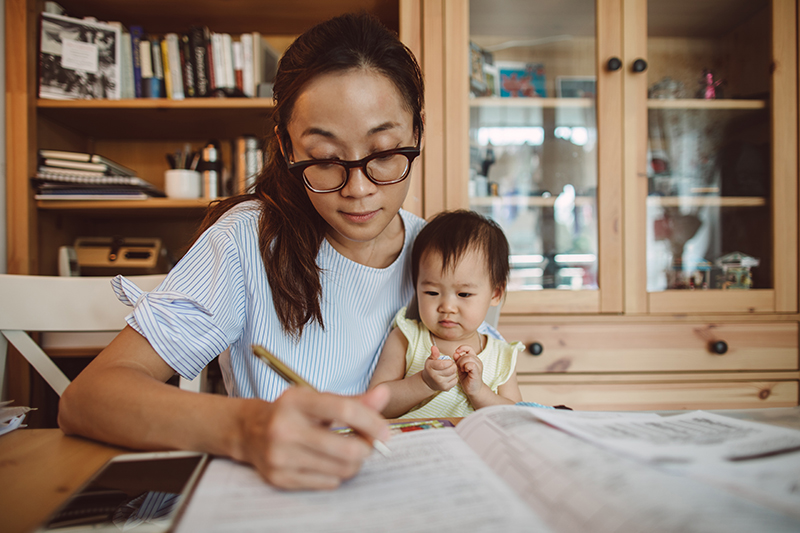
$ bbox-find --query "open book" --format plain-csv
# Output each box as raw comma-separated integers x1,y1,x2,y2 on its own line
176,406,800,533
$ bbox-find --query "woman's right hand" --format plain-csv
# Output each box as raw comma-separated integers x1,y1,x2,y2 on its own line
236,385,391,490
421,345,458,392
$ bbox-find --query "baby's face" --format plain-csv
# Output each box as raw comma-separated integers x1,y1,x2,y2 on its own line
416,249,502,345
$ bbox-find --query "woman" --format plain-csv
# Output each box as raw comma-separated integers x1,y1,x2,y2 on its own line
58,12,425,490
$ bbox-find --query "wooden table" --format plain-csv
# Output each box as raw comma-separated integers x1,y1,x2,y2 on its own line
3,409,798,533
0,430,128,533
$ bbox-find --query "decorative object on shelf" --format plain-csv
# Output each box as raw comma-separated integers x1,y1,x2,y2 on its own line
698,69,724,99
469,41,493,97
39,12,121,100
715,251,759,289
648,77,685,99
496,61,545,98
556,76,596,98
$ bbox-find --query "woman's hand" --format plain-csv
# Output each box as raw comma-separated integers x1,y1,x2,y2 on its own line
453,345,484,397
421,345,458,392
237,385,391,490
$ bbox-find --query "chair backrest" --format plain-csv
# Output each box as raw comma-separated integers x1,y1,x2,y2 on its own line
0,274,165,397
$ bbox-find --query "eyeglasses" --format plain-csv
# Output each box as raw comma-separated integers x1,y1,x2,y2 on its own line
285,144,421,193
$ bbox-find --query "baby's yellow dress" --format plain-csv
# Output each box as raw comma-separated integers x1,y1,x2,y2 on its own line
393,307,522,419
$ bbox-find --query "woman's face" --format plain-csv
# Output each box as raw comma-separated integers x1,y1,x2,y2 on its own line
284,69,417,248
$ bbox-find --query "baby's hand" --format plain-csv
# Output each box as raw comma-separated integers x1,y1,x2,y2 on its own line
453,345,484,396
421,345,458,392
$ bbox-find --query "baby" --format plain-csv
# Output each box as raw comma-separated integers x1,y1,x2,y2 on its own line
369,209,523,418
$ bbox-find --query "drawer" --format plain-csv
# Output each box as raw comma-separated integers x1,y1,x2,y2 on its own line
519,379,799,411
500,322,799,374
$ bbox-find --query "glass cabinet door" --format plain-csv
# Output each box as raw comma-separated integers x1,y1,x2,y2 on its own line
630,0,797,314
467,0,621,314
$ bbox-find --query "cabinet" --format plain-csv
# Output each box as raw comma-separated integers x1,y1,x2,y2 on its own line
4,0,418,414
427,0,800,409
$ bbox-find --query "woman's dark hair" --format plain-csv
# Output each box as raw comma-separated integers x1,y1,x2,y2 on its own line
196,12,424,337
411,210,510,292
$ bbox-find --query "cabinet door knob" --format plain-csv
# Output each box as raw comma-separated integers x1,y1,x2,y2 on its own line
606,57,622,71
528,342,544,356
632,58,648,73
709,341,728,355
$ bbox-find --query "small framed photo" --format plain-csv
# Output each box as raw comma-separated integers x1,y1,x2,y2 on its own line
496,61,546,98
469,42,497,97
556,76,596,98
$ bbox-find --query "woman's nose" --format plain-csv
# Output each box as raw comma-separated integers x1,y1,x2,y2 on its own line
340,166,377,198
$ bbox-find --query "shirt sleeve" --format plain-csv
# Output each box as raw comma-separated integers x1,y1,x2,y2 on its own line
112,218,249,380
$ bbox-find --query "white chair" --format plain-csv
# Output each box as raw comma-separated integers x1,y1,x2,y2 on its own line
0,274,205,399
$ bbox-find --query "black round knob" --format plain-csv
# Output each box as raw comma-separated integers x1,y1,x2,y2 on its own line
528,342,544,356
709,341,728,355
632,58,648,73
607,57,622,71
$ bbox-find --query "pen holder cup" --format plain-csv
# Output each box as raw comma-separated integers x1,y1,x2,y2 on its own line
165,169,202,199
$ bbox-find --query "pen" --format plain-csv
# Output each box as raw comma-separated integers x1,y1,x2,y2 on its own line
251,344,391,457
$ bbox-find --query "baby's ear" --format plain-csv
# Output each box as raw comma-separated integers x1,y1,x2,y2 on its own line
490,285,504,306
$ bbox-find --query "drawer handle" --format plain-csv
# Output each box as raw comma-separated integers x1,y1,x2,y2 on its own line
606,57,622,71
632,58,648,73
709,341,728,355
527,342,544,356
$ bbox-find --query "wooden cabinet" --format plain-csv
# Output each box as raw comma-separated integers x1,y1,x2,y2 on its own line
421,0,800,409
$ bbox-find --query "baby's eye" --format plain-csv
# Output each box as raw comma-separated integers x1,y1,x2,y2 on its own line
424,291,439,296
458,292,473,298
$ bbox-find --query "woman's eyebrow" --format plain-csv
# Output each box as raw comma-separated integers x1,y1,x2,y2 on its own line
300,121,401,139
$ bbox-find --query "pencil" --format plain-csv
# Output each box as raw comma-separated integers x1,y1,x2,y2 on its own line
251,344,391,457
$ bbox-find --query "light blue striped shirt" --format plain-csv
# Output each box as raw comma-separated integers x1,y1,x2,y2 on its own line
112,200,426,400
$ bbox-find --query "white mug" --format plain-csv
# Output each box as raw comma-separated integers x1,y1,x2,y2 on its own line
165,169,202,199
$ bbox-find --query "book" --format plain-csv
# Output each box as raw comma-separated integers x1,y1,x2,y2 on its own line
210,32,225,90
150,37,165,98
129,25,145,98
175,405,800,533
39,149,137,176
232,40,244,93
188,26,211,97
108,23,135,99
39,12,121,100
165,33,185,100
221,33,235,90
180,33,196,98
34,188,150,201
160,38,173,99
139,39,156,98
239,33,254,97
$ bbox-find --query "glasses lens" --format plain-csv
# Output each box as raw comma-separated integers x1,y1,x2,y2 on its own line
366,153,410,183
303,163,346,191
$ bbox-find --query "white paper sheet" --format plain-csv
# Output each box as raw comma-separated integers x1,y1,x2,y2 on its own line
531,409,800,463
176,429,551,533
456,406,800,533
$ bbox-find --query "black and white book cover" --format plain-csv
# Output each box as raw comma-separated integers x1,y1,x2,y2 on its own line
39,12,121,100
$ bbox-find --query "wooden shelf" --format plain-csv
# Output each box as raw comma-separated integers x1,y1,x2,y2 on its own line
647,99,767,110
470,195,595,207
470,97,594,108
647,196,767,207
37,197,214,211
38,99,276,140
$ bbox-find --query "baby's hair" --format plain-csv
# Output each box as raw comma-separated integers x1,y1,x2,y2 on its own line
412,209,510,291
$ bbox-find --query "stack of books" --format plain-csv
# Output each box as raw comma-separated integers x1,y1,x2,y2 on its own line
38,8,280,101
34,150,166,200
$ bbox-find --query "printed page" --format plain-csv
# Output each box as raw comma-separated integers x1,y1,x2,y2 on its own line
531,409,800,463
455,405,800,533
176,428,552,533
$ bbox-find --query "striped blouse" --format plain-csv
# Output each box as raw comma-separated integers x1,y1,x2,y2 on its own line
112,200,426,400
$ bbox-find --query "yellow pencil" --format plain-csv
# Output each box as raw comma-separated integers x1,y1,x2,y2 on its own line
252,344,391,457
